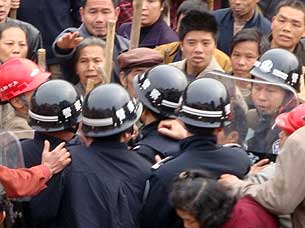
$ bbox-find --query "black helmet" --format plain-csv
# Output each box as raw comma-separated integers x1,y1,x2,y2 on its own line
82,83,142,137
28,79,82,132
177,78,231,128
250,48,302,91
133,65,188,117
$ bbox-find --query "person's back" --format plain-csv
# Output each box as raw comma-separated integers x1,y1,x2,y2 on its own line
43,83,150,227
140,78,251,228
57,139,150,227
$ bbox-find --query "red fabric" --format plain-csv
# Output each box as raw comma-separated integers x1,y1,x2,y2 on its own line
221,196,279,228
117,0,133,30
0,165,51,198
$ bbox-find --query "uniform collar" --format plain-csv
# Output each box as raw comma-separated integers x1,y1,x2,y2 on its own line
180,135,218,151
140,121,160,138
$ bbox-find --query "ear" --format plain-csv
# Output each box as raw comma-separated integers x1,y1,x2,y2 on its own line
227,131,240,144
80,7,85,23
115,6,120,20
120,131,132,143
119,72,128,87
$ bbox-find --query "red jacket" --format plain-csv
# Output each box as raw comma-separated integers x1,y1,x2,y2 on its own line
0,165,51,198
221,196,279,228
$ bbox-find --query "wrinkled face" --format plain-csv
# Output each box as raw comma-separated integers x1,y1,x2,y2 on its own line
181,31,216,73
271,6,305,51
120,67,149,98
229,0,258,20
80,0,119,37
0,0,11,23
76,45,105,88
141,0,163,27
278,130,289,148
0,27,28,62
176,209,200,228
231,41,259,79
251,82,286,115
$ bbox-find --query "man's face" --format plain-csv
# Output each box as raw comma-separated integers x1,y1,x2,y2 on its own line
120,67,149,98
271,6,305,51
80,0,119,37
231,41,259,79
251,82,286,115
76,45,105,88
0,27,28,63
141,0,163,27
229,0,258,20
0,0,10,23
180,31,216,73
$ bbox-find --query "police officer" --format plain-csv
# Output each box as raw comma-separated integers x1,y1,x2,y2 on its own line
20,79,82,227
140,78,251,228
45,84,150,227
246,48,301,155
132,65,188,163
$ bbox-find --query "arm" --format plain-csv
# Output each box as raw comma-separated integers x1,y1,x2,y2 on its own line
52,29,83,60
224,128,305,215
0,141,70,198
0,164,51,198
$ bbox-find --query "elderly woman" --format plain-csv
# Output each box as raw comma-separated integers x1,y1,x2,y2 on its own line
170,169,278,228
0,22,28,63
118,0,179,48
73,37,106,96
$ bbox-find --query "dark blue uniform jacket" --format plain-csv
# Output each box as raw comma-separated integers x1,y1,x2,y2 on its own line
133,121,181,163
140,135,251,228
39,139,151,228
21,132,78,228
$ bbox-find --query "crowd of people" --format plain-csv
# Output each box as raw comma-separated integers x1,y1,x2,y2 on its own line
0,0,305,227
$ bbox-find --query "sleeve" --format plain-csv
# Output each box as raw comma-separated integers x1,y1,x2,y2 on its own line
0,165,51,198
237,130,305,214
52,29,77,61
140,171,181,228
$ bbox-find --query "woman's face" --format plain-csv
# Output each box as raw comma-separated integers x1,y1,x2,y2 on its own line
0,27,28,62
176,209,200,228
231,41,259,79
141,0,163,27
251,82,286,115
76,45,105,88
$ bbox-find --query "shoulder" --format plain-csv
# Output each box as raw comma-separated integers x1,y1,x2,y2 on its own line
213,8,231,20
8,18,40,35
117,22,132,36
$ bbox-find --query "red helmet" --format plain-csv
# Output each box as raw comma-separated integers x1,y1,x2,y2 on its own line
275,104,305,135
0,58,51,101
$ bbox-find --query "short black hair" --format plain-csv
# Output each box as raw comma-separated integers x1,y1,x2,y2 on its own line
275,0,305,23
169,169,235,228
230,28,269,56
178,10,218,41
176,0,209,20
81,0,118,7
